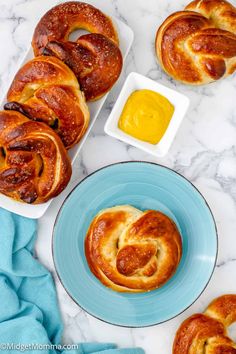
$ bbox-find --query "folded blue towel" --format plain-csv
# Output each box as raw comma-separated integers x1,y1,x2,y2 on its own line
0,209,144,354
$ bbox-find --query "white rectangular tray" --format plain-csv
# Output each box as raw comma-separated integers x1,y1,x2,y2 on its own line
0,18,134,219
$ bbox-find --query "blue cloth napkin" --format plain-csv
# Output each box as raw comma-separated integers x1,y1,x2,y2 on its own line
0,209,144,354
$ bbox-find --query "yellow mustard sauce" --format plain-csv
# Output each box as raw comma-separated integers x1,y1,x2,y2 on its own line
118,89,174,145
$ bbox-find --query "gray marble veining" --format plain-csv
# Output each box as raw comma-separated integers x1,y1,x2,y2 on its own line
0,0,236,352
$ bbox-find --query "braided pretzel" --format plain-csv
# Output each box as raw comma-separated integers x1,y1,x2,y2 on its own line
156,0,236,85
0,110,71,204
32,1,119,55
43,33,123,101
85,205,182,292
4,56,89,149
173,295,236,353
32,2,122,101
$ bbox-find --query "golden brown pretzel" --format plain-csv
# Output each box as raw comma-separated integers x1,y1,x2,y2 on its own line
31,2,122,101
5,56,89,149
43,33,123,101
156,0,236,85
186,0,236,33
85,205,182,292
173,295,236,353
0,110,72,204
32,1,119,56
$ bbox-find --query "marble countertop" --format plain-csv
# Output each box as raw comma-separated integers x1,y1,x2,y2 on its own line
0,0,236,352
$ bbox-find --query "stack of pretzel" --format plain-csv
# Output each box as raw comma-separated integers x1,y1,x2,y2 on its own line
0,2,123,204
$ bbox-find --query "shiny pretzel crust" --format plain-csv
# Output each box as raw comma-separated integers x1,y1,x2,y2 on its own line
32,1,119,56
173,295,236,353
156,0,236,85
0,110,71,204
6,56,89,149
85,205,182,292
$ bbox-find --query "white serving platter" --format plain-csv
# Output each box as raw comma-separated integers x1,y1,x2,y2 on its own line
0,18,134,219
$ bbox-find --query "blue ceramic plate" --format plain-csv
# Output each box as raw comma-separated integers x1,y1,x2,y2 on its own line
53,162,217,327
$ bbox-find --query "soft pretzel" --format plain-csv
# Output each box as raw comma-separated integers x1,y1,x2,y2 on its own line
4,56,89,149
186,0,236,33
173,295,236,353
32,2,122,101
32,1,119,56
85,205,182,292
43,33,123,101
156,0,236,85
0,110,71,204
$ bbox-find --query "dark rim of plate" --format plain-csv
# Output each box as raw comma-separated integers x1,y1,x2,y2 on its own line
51,161,219,328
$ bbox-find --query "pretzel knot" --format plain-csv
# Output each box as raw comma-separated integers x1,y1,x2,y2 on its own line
43,34,123,101
156,0,236,84
32,1,119,55
0,111,71,204
32,1,122,101
173,295,236,353
85,205,182,292
4,56,89,149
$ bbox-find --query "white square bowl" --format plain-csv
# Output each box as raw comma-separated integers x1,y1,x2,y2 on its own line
104,72,190,157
